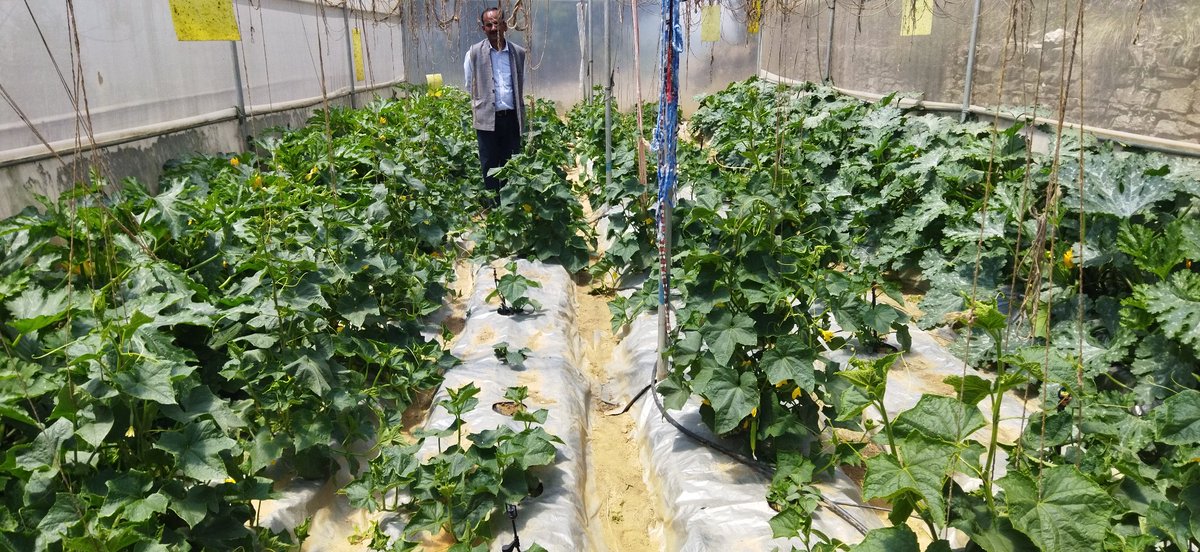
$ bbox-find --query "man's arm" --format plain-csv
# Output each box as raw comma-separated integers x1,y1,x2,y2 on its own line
463,49,473,92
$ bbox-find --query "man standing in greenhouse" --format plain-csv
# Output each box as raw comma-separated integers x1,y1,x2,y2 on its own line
464,7,527,208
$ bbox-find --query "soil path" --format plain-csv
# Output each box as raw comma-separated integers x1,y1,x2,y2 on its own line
575,281,663,552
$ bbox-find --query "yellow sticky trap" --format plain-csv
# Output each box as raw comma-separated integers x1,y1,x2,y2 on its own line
426,73,444,89
747,0,762,34
900,0,933,36
168,0,240,41
352,29,366,81
701,4,721,42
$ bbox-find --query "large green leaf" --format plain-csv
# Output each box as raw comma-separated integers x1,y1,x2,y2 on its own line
124,493,169,523
36,493,84,549
112,355,177,405
760,335,816,392
1138,271,1200,353
154,419,238,484
703,366,759,434
701,310,758,366
162,384,247,432
1131,333,1197,401
656,372,691,411
76,403,115,448
335,288,379,327
499,428,559,470
168,485,219,528
949,491,1037,552
100,470,153,518
150,178,192,239
849,525,919,552
285,351,333,396
1019,410,1074,451
863,433,957,526
1061,156,1178,218
248,428,289,474
1155,389,1200,446
942,374,992,406
5,285,72,333
15,417,73,473
999,466,1115,552
894,394,986,444
768,505,809,539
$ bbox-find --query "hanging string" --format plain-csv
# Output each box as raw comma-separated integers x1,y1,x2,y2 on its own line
631,0,648,184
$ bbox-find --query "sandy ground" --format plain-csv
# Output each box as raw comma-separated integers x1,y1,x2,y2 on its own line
575,281,662,552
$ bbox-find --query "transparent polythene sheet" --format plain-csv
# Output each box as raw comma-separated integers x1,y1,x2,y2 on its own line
607,315,883,552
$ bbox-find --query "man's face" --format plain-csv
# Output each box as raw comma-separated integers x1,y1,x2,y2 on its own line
481,10,506,45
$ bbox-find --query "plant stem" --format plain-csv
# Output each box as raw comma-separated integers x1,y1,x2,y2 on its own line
876,396,899,461
982,341,1005,510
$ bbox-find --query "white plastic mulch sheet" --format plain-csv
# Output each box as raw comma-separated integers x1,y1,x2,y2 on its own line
605,315,882,552
399,259,603,551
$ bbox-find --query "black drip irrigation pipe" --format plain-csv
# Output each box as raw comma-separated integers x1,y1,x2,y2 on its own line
615,360,874,537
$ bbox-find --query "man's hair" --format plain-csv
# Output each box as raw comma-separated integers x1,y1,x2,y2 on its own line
480,7,503,23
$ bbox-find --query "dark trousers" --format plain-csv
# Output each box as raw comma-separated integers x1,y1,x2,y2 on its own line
476,109,522,206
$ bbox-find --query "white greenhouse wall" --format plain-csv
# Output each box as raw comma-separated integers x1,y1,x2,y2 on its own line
0,0,406,218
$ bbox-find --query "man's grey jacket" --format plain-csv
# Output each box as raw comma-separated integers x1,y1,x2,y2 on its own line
465,39,527,133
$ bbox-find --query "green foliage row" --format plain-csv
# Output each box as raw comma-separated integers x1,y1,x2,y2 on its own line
567,88,661,289
593,77,1199,552
344,384,560,552
474,98,595,274
0,87,484,549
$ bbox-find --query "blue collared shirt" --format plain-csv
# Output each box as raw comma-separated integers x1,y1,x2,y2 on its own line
464,42,515,111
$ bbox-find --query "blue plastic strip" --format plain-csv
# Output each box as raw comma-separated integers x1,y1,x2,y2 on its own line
652,0,680,305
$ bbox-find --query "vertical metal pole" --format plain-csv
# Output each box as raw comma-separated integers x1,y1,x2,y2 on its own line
655,0,677,382
961,0,983,122
657,204,671,379
343,4,357,109
823,0,835,82
230,40,247,142
604,0,613,192
579,0,589,100
587,0,594,92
